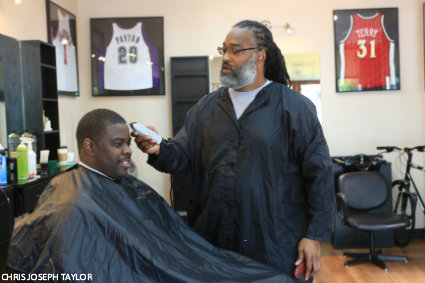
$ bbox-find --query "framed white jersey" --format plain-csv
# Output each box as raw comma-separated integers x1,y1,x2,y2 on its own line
90,17,165,96
47,1,79,96
104,22,154,90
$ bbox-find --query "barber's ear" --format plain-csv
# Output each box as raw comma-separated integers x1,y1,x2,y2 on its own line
257,50,266,62
82,138,96,156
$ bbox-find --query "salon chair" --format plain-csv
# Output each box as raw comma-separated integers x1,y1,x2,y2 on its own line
0,189,13,273
336,171,415,271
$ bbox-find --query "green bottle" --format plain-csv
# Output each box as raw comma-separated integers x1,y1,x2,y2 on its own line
17,139,28,180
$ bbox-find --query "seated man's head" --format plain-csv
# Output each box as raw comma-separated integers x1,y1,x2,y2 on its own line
76,108,132,180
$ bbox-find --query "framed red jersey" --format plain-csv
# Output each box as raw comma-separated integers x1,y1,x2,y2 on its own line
333,8,400,92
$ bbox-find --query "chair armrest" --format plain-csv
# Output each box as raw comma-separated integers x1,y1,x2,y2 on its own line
336,192,348,222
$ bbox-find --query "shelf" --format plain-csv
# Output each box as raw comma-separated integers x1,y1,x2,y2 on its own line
172,99,199,104
20,40,60,161
43,100,59,130
172,73,209,77
41,67,58,99
39,42,56,67
43,130,60,134
42,98,57,102
171,56,209,75
172,76,209,101
41,64,56,70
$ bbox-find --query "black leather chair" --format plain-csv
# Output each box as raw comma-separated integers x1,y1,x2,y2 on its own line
336,171,416,271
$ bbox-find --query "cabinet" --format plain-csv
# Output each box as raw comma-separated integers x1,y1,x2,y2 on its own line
20,41,60,160
1,36,60,161
170,56,209,215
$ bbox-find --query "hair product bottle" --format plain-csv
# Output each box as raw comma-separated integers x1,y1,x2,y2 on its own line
0,144,7,185
22,137,36,178
17,138,28,180
21,131,37,160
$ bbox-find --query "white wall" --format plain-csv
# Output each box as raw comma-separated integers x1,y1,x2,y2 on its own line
1,0,424,227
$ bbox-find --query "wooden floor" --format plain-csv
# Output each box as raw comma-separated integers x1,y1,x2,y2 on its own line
313,237,425,283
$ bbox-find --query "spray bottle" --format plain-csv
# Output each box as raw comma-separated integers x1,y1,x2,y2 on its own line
17,138,28,180
0,144,7,185
21,131,37,161
22,137,36,178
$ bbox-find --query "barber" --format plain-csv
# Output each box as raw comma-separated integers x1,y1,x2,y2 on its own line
133,20,335,282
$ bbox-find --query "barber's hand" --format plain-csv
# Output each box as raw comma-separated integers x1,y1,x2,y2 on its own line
131,125,160,156
295,237,321,280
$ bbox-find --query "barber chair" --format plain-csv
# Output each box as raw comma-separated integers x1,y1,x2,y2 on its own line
0,189,13,273
336,171,415,271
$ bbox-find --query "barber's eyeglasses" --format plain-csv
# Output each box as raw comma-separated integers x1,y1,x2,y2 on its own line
217,46,260,56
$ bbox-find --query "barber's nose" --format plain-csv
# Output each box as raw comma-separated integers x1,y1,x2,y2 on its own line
222,51,231,62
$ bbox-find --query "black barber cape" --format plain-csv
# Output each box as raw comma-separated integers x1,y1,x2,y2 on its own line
149,83,335,275
7,166,292,283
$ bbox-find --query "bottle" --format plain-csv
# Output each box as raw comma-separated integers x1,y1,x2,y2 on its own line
21,131,37,160
22,137,36,178
7,154,17,184
43,111,52,132
0,144,7,185
17,138,28,180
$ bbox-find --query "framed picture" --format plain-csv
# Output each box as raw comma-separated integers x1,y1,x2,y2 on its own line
333,8,400,92
90,17,165,96
46,0,79,96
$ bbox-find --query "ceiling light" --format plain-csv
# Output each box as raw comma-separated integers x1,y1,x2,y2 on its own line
261,20,295,34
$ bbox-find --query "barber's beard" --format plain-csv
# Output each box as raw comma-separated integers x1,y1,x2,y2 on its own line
219,54,257,89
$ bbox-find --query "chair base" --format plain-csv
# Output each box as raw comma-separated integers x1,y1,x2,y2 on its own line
344,249,408,271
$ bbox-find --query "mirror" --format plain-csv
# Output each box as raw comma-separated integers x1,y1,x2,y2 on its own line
0,33,25,152
209,53,322,122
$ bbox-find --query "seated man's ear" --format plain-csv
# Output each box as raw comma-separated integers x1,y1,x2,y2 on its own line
82,138,96,156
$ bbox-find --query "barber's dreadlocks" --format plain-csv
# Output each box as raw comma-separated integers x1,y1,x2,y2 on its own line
233,20,291,87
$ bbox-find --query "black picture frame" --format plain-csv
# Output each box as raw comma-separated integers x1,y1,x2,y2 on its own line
46,0,79,96
333,8,400,92
90,17,165,96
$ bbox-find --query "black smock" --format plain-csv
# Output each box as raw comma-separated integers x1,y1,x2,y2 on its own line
7,166,292,282
149,82,335,279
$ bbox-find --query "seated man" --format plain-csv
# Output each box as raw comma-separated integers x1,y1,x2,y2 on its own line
7,109,292,283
